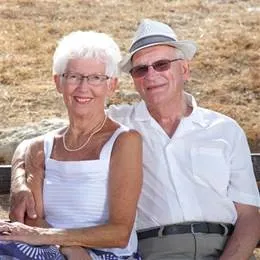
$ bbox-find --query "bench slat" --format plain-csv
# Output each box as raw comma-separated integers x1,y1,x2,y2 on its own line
252,154,260,188
0,165,11,195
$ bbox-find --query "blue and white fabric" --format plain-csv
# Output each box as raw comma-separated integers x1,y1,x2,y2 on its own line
0,241,65,260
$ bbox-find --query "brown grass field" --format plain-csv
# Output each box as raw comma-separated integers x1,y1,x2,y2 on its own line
0,0,259,150
0,0,259,257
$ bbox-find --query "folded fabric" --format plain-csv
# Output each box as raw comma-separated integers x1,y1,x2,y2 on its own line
0,241,65,260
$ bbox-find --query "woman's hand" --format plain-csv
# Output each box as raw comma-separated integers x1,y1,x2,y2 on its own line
0,221,43,245
60,246,92,260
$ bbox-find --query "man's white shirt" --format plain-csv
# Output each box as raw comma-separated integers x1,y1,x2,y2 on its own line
107,93,260,230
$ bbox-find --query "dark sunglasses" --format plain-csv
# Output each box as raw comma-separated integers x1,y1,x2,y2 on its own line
130,58,183,78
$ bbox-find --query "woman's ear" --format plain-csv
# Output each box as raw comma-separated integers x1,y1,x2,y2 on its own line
107,77,118,97
54,75,63,93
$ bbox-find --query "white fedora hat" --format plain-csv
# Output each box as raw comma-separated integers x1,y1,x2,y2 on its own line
120,18,197,73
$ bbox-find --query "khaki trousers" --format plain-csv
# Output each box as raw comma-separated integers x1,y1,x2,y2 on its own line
138,233,256,260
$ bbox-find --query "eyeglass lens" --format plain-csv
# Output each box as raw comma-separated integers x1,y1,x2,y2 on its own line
62,73,109,86
130,59,183,78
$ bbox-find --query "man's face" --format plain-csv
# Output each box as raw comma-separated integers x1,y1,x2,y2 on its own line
131,45,189,107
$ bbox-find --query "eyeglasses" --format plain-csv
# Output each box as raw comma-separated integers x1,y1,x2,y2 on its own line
62,72,110,86
130,58,183,78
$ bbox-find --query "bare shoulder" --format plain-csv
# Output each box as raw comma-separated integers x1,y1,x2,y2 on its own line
116,129,142,144
112,129,142,156
27,126,65,150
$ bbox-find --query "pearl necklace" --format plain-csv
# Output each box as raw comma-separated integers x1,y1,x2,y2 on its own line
63,114,108,152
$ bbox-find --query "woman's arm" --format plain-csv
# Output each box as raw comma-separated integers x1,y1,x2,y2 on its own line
106,129,143,246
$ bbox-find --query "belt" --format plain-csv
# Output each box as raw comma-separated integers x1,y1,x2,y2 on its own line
137,222,234,240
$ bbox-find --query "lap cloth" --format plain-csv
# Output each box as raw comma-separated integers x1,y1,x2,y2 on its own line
0,241,65,260
90,249,142,259
0,242,142,260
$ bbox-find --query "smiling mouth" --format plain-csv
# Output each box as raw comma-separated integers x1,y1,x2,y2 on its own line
74,97,93,104
146,84,164,91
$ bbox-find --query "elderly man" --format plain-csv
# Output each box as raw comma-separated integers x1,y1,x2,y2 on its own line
10,19,260,259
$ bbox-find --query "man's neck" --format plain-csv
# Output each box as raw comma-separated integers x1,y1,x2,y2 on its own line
147,93,192,137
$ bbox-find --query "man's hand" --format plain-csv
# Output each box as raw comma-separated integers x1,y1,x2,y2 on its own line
9,185,37,223
10,139,38,223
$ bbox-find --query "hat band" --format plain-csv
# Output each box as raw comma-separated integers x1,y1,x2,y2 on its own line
130,35,177,53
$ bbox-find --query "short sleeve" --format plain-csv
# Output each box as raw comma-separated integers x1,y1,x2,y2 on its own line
227,127,260,207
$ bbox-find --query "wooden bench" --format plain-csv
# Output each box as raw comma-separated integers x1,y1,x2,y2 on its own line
252,153,260,191
2,154,259,194
0,164,11,195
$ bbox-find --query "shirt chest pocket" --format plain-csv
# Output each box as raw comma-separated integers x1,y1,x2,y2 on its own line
191,147,230,194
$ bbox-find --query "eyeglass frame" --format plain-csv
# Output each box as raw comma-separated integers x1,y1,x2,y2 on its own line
129,58,183,78
61,72,111,86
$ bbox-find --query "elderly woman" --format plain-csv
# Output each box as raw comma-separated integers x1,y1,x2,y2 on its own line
0,31,142,260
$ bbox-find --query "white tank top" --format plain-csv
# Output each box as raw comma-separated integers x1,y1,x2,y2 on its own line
43,126,137,256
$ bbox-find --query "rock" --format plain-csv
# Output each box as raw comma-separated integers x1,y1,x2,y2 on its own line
247,7,260,12
0,118,67,164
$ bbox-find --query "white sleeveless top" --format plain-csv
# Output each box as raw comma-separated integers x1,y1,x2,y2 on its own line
43,126,137,256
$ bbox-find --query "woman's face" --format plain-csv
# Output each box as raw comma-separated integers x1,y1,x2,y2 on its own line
54,58,117,117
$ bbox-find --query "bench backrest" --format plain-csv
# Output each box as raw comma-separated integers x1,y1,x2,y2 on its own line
0,154,260,195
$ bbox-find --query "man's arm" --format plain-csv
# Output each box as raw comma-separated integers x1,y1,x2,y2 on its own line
220,203,260,260
9,139,37,223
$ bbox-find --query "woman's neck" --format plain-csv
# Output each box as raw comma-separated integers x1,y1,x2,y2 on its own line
67,111,106,136
63,112,107,152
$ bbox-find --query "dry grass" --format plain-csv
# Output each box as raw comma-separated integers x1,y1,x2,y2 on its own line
0,1,260,256
0,0,259,152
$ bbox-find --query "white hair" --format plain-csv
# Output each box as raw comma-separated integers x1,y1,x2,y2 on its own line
52,31,121,77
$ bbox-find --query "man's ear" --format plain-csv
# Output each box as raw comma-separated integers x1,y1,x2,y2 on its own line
182,61,191,81
107,77,118,97
54,75,63,93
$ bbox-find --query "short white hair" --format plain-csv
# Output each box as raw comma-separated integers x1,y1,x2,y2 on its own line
52,31,121,77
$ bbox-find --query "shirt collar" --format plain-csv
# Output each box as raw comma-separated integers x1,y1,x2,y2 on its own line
184,92,209,128
133,92,209,128
133,100,151,121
